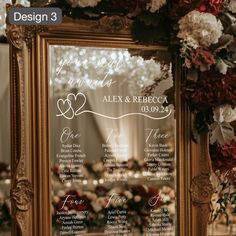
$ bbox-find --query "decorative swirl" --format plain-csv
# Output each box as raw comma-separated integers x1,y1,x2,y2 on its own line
11,178,33,211
190,174,214,204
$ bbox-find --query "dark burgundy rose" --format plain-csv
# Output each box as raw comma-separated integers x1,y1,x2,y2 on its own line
211,140,236,174
184,69,236,111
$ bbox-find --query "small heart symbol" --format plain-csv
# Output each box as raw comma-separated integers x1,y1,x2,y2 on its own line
57,99,73,119
67,93,86,115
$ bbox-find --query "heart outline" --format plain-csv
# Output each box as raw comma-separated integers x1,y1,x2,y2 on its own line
67,93,86,116
57,98,73,119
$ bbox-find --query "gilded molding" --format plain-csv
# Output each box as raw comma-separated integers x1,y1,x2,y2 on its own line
5,4,48,49
10,178,33,235
5,24,47,49
6,4,47,235
190,173,214,204
11,178,33,212
96,16,131,33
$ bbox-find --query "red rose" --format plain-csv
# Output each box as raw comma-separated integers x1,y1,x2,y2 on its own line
210,0,223,14
199,0,223,15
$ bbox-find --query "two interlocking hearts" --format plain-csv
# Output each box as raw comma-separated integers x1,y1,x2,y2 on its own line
57,93,86,120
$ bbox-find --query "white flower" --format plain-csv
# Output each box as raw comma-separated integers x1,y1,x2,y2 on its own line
91,199,103,212
124,191,133,200
67,0,101,8
228,0,236,13
178,10,223,47
134,195,142,202
92,162,104,172
146,0,167,13
161,186,171,194
180,37,199,54
160,193,170,202
53,196,60,203
213,105,236,123
57,190,65,197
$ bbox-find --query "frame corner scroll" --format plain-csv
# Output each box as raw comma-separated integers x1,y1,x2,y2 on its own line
11,178,33,235
96,16,132,33
5,4,48,49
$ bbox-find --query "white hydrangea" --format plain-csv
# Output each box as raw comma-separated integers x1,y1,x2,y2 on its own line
146,0,167,13
213,104,236,123
67,0,101,8
178,10,223,47
228,0,236,13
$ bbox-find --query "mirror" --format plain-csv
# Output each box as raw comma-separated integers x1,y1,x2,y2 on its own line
49,45,176,235
6,9,202,235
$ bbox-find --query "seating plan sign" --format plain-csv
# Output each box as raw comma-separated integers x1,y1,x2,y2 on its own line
49,46,176,236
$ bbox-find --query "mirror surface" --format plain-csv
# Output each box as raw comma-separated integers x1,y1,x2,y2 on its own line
49,45,176,235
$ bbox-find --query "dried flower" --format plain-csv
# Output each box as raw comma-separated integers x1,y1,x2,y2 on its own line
67,0,101,8
178,10,223,47
180,37,199,68
146,0,167,12
213,105,236,123
228,0,236,13
191,47,216,71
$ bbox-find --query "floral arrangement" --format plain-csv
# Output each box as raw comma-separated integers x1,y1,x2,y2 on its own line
52,184,175,233
210,171,236,224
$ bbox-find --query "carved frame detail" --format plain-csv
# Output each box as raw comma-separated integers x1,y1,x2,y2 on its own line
6,4,48,235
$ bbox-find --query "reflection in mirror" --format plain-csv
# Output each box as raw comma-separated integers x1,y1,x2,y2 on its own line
49,45,176,235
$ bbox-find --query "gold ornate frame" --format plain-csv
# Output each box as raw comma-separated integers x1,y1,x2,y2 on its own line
6,4,213,236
